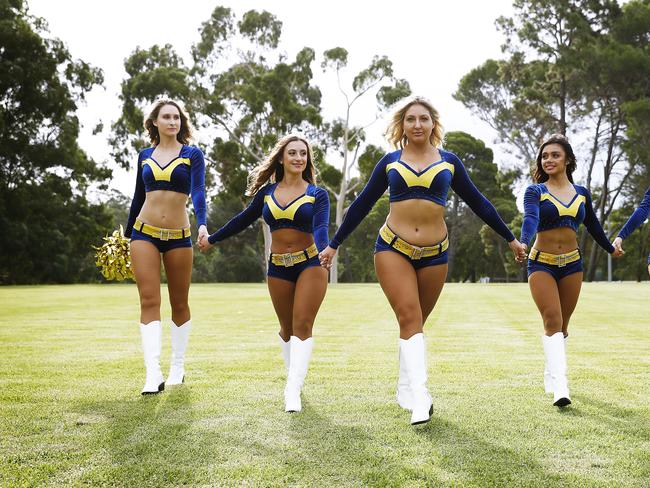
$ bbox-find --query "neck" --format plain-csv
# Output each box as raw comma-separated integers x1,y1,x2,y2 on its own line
546,173,571,186
280,173,305,186
157,134,180,149
405,141,434,153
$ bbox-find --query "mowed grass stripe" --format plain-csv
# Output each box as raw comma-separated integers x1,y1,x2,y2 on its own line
0,283,648,487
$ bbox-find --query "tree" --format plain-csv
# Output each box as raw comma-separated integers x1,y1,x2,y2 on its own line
319,48,410,283
0,0,110,283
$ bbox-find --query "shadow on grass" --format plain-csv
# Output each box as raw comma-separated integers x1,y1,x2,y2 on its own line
574,394,650,441
415,415,574,487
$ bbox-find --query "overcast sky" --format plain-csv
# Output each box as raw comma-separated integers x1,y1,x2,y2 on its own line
29,0,519,198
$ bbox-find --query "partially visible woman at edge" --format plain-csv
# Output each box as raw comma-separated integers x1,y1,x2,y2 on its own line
198,134,329,413
125,99,208,395
613,186,650,276
319,96,526,425
519,134,622,407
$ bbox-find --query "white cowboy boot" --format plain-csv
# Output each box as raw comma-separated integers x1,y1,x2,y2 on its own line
399,333,433,425
278,334,290,374
284,336,313,413
167,320,191,385
396,344,413,411
543,335,568,394
543,332,571,407
140,321,164,395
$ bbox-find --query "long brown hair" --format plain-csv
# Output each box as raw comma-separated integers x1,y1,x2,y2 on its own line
385,96,444,149
534,134,577,183
246,134,317,196
144,99,194,145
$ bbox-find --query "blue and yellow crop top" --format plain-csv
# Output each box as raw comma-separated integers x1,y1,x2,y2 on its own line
125,145,207,238
520,183,614,252
329,148,515,248
207,183,330,250
617,186,650,240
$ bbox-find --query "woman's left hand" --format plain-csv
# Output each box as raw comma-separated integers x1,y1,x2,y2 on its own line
509,239,528,263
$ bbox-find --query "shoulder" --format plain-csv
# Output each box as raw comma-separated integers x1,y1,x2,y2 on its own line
310,185,329,198
525,183,544,196
573,184,590,197
438,148,462,165
138,146,155,159
184,145,205,160
379,150,401,165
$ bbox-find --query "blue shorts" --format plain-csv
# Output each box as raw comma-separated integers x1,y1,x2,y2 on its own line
267,255,322,283
130,228,192,254
374,234,448,270
527,257,583,281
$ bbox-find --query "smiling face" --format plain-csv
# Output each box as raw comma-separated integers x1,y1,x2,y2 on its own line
281,140,309,177
154,104,181,139
402,104,434,146
540,143,568,177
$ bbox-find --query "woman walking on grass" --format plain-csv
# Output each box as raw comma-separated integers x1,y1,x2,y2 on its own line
199,134,329,413
125,99,208,395
319,96,525,425
519,134,622,407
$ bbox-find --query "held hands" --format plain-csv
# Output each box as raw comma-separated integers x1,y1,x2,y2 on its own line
319,246,337,269
509,239,528,264
612,237,625,258
197,225,213,253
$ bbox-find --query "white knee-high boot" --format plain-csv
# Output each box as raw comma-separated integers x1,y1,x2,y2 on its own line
167,320,191,385
543,332,571,406
278,334,290,374
399,333,433,425
396,345,413,411
544,335,568,394
140,321,164,395
284,336,313,413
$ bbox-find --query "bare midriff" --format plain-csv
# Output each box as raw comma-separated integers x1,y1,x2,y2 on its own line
271,228,315,254
138,190,190,229
531,227,578,254
386,199,447,246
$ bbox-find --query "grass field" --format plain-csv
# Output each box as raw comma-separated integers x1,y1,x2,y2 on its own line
0,283,648,487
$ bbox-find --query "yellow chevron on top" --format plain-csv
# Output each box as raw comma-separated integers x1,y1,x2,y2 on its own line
386,162,455,188
264,195,315,220
541,193,586,217
142,158,191,182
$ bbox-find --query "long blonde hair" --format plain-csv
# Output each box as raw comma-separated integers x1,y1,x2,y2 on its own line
246,134,317,196
385,96,444,149
144,98,194,145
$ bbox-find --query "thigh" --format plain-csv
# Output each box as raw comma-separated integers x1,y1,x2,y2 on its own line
416,263,448,325
528,270,561,322
558,271,582,330
131,240,162,300
162,246,194,303
267,275,296,336
374,251,422,337
292,265,328,329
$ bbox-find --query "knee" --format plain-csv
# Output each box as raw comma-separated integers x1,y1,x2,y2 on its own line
170,299,189,316
395,305,422,330
292,315,314,337
541,310,562,331
140,292,161,312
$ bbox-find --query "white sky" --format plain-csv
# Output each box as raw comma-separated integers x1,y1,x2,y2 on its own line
29,0,519,199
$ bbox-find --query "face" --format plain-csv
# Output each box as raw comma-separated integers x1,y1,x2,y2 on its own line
403,104,434,145
540,143,567,176
281,140,309,176
154,104,181,138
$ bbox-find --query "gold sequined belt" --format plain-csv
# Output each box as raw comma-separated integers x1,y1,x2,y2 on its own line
379,224,449,260
530,248,581,267
270,243,319,267
134,219,191,241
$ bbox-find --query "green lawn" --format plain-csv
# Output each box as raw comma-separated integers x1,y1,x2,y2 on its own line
0,283,648,487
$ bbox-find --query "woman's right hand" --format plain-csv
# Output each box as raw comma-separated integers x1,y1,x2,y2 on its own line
198,234,213,253
319,246,337,269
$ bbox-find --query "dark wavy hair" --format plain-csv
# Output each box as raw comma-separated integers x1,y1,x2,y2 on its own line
144,99,194,145
246,134,316,196
534,133,577,183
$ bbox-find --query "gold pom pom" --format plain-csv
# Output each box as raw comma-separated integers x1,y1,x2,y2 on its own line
93,225,135,281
